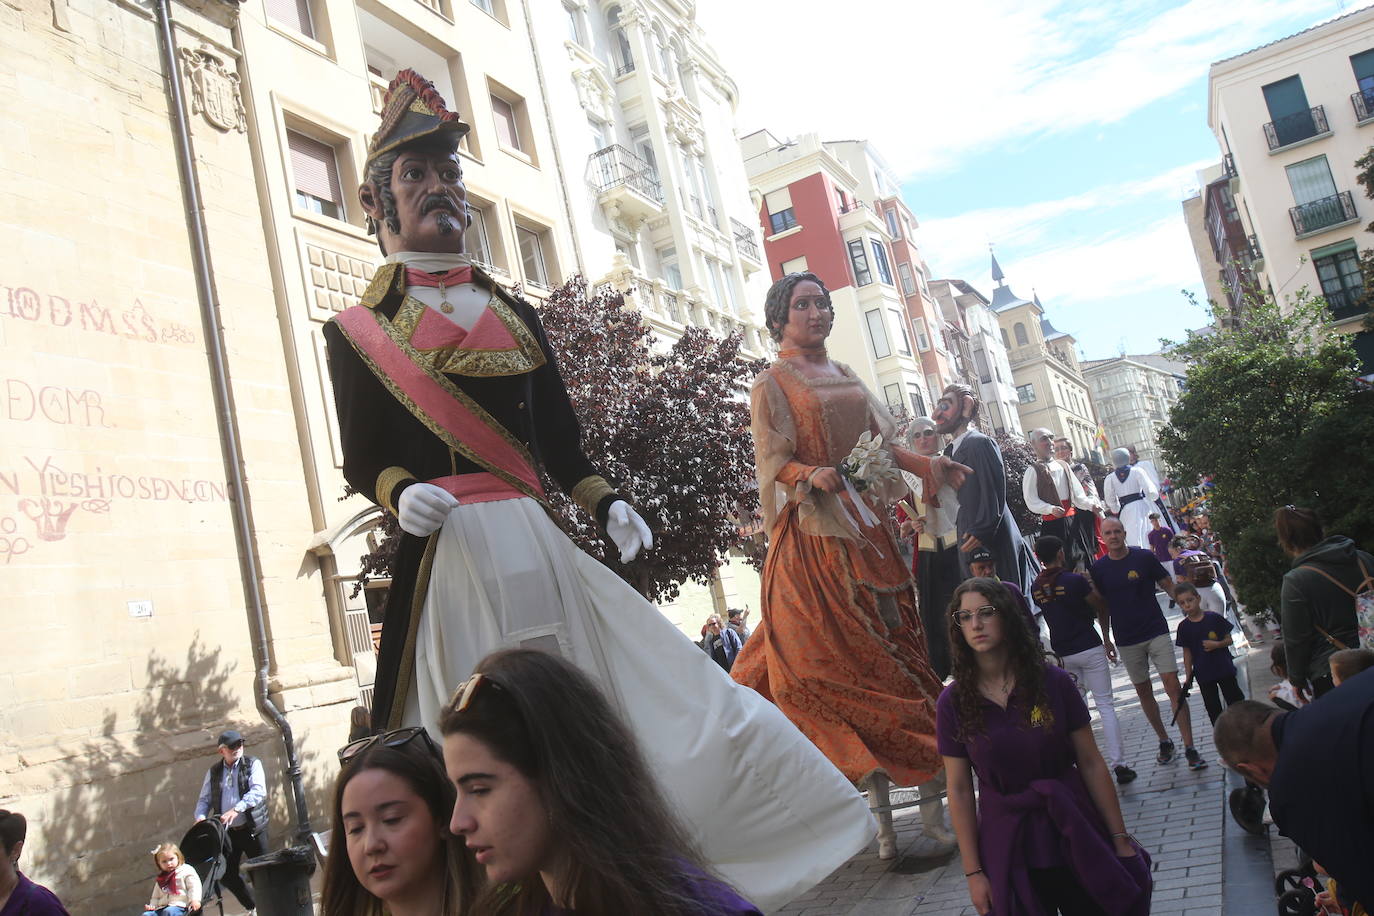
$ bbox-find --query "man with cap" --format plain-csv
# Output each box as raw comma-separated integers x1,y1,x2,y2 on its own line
968,546,1039,637
320,69,874,911
194,730,267,912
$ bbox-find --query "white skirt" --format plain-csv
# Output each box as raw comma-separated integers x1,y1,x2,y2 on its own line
402,496,874,912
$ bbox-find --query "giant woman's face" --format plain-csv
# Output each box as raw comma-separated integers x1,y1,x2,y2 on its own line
778,280,833,350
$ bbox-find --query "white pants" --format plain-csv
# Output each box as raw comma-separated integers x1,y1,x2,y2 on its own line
1061,645,1124,768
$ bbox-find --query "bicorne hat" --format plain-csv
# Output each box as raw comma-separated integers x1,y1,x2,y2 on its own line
365,69,470,170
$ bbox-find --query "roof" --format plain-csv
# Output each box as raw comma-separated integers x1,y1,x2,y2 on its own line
1040,315,1069,341
1211,5,1374,67
988,250,1033,312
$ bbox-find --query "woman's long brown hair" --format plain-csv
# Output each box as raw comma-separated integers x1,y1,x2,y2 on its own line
439,648,733,916
320,739,478,916
946,577,1053,743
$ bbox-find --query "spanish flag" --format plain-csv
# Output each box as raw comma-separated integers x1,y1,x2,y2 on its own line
1095,425,1110,453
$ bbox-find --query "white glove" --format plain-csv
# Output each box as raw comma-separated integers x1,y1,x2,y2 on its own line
396,483,460,537
606,500,653,562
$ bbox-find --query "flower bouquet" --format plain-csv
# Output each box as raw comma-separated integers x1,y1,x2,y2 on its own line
834,432,902,533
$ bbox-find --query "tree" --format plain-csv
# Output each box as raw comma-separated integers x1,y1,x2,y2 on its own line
1157,288,1370,616
994,430,1040,536
1349,145,1374,334
347,276,765,605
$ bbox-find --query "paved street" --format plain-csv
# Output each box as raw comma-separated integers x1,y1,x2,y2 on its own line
780,596,1273,915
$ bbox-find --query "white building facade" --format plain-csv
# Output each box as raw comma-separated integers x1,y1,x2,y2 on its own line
929,278,1024,436
1081,354,1187,473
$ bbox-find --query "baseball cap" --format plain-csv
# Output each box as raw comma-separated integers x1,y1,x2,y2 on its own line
969,546,995,565
217,730,244,748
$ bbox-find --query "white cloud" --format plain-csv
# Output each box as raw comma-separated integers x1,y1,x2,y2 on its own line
697,0,1343,176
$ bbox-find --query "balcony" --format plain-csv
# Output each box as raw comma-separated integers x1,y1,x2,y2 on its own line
1264,105,1330,151
1288,190,1357,237
1353,88,1374,123
731,217,761,263
615,60,635,77
1325,287,1369,322
1223,153,1237,177
588,144,663,225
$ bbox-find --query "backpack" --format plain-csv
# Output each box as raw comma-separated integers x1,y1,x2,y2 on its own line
1179,551,1216,587
1299,556,1374,651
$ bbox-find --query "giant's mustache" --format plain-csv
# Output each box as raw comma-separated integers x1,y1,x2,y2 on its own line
421,194,462,216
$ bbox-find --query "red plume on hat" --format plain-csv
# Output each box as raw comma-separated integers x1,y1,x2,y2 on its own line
365,69,470,169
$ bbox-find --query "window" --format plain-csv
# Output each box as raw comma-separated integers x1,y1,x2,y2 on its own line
913,316,930,352
607,6,633,72
891,309,911,355
907,384,926,417
870,240,893,285
1016,383,1036,404
705,258,728,310
1286,155,1337,204
1014,322,1028,346
565,2,585,44
1262,75,1322,147
266,0,315,38
1352,49,1374,95
973,349,992,384
657,247,682,290
883,383,903,412
516,224,551,286
1314,244,1365,320
471,0,492,12
897,262,916,296
835,188,848,211
466,201,494,268
780,255,808,275
848,239,872,286
764,188,796,234
865,309,890,358
491,93,522,152
885,208,901,238
721,264,741,315
1000,327,1010,349
287,129,343,219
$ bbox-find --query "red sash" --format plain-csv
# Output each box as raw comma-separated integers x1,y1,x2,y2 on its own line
334,305,545,503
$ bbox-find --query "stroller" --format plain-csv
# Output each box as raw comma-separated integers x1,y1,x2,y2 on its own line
180,818,230,916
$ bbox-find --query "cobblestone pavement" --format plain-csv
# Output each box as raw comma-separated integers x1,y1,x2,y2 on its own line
778,595,1273,915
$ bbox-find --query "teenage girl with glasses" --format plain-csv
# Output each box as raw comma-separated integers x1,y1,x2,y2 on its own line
323,727,479,916
937,578,1152,916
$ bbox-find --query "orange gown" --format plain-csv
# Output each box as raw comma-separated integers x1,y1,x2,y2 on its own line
732,358,945,786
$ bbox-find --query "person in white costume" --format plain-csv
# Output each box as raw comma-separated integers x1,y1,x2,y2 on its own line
322,70,873,912
1103,448,1158,550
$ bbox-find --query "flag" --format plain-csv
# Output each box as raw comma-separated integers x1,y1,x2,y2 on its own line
1095,425,1109,453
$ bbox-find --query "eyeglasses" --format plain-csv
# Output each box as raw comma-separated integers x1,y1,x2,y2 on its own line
952,606,999,625
915,429,938,438
337,726,438,765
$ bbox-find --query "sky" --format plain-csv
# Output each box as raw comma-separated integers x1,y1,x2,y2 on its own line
696,0,1366,360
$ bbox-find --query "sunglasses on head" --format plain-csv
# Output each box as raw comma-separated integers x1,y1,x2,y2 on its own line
337,725,439,766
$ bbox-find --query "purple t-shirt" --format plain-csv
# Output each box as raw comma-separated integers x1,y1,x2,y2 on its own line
1002,581,1038,634
1175,611,1236,683
936,665,1092,868
0,874,70,916
1147,526,1175,562
1090,548,1171,647
1030,569,1103,657
539,868,761,915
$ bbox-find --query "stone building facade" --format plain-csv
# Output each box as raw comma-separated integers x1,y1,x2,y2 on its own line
1081,353,1188,473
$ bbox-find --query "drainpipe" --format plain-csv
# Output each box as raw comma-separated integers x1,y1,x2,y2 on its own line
152,0,313,845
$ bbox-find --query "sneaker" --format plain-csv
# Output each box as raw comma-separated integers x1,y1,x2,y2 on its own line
1185,747,1208,770
1114,765,1138,785
1157,740,1176,764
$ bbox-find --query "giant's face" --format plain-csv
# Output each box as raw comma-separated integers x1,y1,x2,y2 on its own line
1030,429,1054,460
931,392,969,435
777,280,833,349
365,148,468,255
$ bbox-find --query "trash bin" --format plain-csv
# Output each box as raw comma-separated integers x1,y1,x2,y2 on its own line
242,845,316,916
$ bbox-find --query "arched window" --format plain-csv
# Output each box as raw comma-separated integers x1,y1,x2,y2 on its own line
1014,322,1028,346
607,6,633,73
1000,327,1010,349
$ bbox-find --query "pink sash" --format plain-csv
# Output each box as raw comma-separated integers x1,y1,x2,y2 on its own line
335,306,545,502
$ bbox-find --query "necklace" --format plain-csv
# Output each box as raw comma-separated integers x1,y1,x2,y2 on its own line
438,281,454,314
778,346,826,359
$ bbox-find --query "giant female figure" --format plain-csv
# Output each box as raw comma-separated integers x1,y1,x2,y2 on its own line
732,272,969,858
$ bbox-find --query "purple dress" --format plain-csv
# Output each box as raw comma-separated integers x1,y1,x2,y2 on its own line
936,665,1152,915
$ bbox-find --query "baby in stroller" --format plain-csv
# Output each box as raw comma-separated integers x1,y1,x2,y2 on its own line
142,843,201,915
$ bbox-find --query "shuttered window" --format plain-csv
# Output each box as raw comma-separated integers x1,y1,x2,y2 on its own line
266,0,314,38
287,130,343,219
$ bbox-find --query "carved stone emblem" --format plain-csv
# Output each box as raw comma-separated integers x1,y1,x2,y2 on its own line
181,48,246,133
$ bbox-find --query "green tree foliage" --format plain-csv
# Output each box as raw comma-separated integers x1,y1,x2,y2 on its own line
1158,290,1370,616
1350,146,1374,333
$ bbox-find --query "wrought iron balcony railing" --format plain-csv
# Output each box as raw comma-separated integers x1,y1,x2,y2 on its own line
615,60,636,77
731,218,761,261
1353,88,1374,122
1288,190,1356,236
1324,287,1369,321
588,144,663,203
1263,105,1329,150
1223,153,1237,177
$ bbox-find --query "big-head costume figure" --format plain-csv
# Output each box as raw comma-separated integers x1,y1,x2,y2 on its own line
1021,427,1100,571
1104,447,1158,549
931,384,1038,594
322,71,871,909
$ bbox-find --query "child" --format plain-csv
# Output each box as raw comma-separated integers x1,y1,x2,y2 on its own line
143,843,201,916
1268,643,1303,710
1330,648,1374,687
1174,583,1244,727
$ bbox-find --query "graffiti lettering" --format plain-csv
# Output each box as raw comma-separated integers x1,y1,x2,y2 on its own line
3,379,111,427
1,284,197,347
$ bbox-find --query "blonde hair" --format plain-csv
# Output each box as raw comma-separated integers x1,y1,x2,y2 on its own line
152,842,184,870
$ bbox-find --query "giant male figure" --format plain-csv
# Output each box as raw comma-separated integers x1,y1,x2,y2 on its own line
323,71,872,909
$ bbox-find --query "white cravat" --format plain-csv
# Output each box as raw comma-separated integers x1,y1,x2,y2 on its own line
386,250,490,328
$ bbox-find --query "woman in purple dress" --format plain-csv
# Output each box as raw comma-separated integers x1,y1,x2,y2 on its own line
438,649,761,916
937,578,1152,915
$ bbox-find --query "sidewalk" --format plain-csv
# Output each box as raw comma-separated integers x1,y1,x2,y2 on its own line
777,597,1277,915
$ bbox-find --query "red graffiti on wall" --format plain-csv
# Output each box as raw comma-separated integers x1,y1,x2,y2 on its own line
0,284,199,347
3,379,114,427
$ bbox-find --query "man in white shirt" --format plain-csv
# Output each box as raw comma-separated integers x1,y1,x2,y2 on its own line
1021,428,1099,570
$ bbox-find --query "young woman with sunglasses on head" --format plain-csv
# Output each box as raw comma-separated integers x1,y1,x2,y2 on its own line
323,727,480,916
439,648,761,916
936,578,1152,916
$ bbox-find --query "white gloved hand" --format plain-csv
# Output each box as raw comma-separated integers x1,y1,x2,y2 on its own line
606,500,653,562
396,482,460,537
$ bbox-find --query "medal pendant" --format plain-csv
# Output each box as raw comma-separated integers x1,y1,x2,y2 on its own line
437,281,454,314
